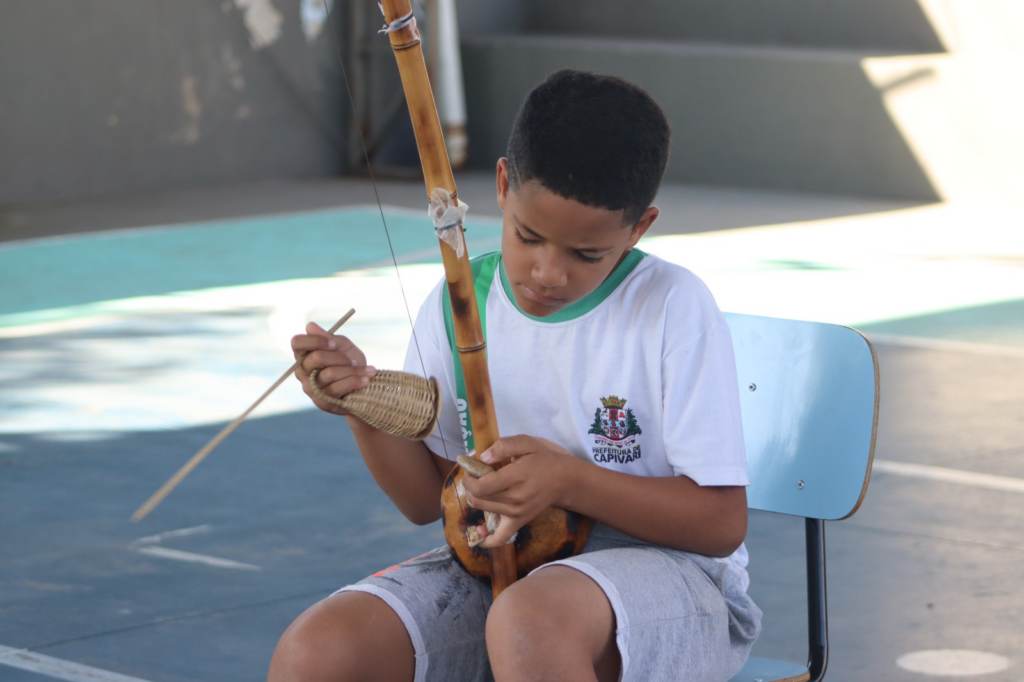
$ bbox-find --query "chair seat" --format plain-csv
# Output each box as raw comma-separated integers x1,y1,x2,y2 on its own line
729,656,810,682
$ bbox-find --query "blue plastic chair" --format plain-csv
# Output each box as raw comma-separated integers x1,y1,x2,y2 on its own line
724,313,879,682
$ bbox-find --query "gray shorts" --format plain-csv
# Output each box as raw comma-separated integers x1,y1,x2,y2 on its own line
338,524,761,682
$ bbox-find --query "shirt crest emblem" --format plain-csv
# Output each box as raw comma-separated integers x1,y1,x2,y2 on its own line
588,395,643,464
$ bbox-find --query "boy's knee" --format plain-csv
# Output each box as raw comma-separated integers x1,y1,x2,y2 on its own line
485,580,555,669
268,593,413,682
269,601,349,682
486,571,619,682
485,574,572,652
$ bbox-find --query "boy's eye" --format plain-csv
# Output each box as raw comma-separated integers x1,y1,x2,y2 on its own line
514,228,539,244
514,227,603,263
575,251,604,264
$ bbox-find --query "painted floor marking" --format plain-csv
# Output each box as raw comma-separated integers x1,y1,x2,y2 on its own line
134,546,261,571
873,459,1024,494
896,649,1011,676
0,644,155,682
130,525,260,571
132,524,212,545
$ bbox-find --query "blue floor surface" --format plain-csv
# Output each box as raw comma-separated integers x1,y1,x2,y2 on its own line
1,202,1022,681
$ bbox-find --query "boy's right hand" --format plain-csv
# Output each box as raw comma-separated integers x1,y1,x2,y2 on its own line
291,321,376,416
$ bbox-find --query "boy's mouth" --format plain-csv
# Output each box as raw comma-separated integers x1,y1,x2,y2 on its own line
520,284,564,307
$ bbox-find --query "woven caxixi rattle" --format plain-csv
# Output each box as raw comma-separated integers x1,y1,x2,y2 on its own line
308,368,439,440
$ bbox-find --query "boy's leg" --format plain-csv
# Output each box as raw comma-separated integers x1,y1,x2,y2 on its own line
268,590,413,682
270,546,493,682
518,537,760,682
486,566,620,682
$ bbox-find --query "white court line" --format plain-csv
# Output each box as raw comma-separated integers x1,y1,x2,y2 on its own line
131,524,212,546
130,525,260,570
0,644,154,682
873,459,1024,494
134,546,261,571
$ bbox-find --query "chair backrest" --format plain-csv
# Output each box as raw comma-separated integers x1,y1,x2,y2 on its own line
724,313,879,521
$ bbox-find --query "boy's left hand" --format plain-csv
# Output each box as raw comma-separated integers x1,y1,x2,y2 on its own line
460,435,579,550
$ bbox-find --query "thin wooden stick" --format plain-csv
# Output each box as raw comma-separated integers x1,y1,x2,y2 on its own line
130,308,356,522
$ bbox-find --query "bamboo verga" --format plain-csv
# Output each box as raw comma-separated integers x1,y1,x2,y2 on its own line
379,0,517,596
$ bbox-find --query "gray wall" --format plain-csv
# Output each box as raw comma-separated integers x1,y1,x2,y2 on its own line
521,0,947,52
458,0,1024,202
4,1,1019,205
455,0,525,36
0,0,349,205
460,37,938,201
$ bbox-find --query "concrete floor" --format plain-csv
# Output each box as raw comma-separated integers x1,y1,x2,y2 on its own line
1,174,1022,681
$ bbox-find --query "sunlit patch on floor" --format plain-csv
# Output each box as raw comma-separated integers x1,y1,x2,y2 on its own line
641,202,1024,345
896,649,1011,676
2,203,1022,436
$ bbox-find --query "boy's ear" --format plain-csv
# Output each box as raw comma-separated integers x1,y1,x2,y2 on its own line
496,158,510,210
628,206,659,246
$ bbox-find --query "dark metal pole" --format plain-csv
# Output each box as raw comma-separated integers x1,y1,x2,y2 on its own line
806,517,829,682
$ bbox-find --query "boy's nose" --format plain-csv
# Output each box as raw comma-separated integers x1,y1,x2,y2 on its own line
532,256,568,289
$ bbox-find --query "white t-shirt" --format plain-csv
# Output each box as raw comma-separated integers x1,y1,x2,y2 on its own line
403,250,750,571
405,250,747,483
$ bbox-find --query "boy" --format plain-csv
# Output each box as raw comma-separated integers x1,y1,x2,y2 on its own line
269,69,760,682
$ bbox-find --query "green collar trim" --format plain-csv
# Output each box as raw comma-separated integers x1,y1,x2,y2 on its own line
498,248,647,323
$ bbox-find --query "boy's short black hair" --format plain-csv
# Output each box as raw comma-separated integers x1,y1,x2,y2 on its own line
506,69,671,226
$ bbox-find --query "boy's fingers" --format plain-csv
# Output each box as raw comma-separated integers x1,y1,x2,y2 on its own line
464,491,514,520
291,333,337,356
300,348,366,371
293,340,367,371
316,372,373,398
326,335,367,366
479,435,539,465
311,364,376,391
461,467,511,499
293,331,365,353
479,518,522,549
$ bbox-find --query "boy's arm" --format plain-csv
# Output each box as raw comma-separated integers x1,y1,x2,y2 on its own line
567,456,747,558
293,322,454,525
345,417,455,525
461,436,747,558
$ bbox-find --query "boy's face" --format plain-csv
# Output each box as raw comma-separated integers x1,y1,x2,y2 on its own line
496,158,658,317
